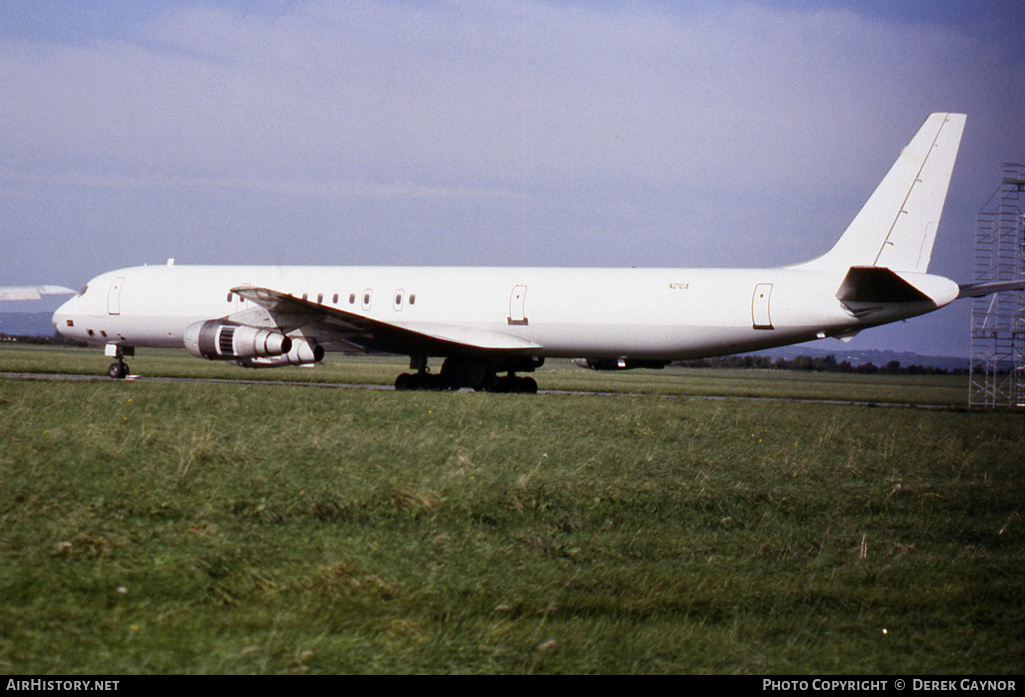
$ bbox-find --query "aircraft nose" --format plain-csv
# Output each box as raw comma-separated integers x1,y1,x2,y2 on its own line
52,295,79,336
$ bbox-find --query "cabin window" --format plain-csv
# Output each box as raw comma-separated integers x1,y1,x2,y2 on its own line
226,292,233,302
333,293,339,304
317,293,323,304
87,329,95,337
362,290,372,310
349,293,356,304
409,294,416,305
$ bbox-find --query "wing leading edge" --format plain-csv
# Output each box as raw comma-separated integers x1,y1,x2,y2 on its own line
0,285,76,301
230,285,542,357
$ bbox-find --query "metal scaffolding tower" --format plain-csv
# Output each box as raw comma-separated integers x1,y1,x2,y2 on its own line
969,163,1025,408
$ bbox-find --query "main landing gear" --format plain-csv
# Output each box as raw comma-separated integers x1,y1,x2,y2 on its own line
394,356,540,394
394,371,442,391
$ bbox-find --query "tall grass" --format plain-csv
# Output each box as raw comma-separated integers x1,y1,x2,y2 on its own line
0,351,1021,673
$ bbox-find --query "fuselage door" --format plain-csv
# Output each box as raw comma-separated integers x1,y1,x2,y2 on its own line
508,285,528,326
107,277,125,316
752,283,773,330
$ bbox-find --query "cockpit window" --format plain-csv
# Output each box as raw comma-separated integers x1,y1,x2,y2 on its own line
78,284,89,296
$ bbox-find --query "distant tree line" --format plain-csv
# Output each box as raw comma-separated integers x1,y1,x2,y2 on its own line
0,333,974,374
672,354,967,375
0,332,87,347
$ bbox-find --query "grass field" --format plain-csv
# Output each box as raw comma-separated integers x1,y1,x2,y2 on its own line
0,345,1022,674
0,343,972,405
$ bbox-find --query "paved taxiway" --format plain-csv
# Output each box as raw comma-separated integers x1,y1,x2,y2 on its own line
0,371,963,411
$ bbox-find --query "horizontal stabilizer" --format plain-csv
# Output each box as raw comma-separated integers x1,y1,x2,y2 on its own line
836,267,933,304
957,279,1025,298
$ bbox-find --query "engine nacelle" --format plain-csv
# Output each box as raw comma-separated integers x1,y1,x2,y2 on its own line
572,358,669,371
231,339,325,368
184,321,291,361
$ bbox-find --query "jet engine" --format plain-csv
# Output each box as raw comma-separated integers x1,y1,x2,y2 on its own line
572,358,669,371
184,321,291,360
231,339,325,368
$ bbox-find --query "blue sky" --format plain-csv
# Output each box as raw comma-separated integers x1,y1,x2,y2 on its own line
2,0,1023,356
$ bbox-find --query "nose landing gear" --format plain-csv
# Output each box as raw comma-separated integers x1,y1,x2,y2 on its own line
105,343,134,380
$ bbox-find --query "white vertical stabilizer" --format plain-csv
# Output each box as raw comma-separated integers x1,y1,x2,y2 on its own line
795,113,966,273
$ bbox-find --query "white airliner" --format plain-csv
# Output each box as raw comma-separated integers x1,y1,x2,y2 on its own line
41,113,1022,391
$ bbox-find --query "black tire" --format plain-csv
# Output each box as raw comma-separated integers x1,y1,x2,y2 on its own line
425,373,449,391
108,362,127,379
517,376,538,394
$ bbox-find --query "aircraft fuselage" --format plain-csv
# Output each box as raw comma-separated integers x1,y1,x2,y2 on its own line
53,263,957,361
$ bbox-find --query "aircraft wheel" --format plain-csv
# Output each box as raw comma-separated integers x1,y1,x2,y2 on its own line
395,373,415,391
517,376,538,394
485,375,537,393
108,362,128,379
425,373,449,391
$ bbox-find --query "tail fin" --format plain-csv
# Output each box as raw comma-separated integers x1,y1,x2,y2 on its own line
796,113,966,273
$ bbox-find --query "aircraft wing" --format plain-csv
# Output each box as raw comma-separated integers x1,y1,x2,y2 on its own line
0,285,75,301
231,285,542,356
